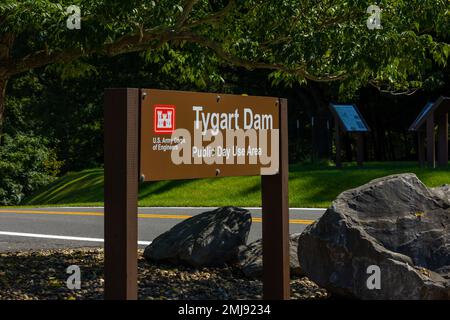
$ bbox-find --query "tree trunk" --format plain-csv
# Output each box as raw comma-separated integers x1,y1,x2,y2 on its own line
0,77,6,137
312,114,332,160
309,83,332,162
344,134,353,162
0,32,14,137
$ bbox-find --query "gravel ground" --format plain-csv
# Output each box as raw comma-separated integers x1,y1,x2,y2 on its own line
0,248,329,300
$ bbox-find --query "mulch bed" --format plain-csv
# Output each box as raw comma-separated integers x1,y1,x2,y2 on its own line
0,248,329,300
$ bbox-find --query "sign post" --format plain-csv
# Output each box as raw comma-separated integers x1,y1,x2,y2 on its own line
335,120,342,168
104,88,289,300
437,113,448,167
427,114,435,168
261,99,290,299
104,88,139,300
418,130,426,167
356,133,364,167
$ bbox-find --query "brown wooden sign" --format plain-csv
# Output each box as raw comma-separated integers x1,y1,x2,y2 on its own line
140,89,280,181
104,88,290,300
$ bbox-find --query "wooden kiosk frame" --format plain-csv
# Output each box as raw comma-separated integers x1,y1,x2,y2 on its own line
104,88,290,300
409,96,450,168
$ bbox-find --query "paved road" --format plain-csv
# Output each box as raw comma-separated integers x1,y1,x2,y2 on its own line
0,207,326,252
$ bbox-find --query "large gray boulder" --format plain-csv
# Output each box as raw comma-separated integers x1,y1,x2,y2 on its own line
298,173,450,300
431,184,450,203
144,206,251,267
237,233,303,278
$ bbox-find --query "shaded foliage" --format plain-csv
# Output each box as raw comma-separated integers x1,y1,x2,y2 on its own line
0,133,61,204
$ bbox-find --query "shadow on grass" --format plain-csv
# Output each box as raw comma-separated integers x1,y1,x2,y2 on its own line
20,162,450,208
139,179,195,199
23,169,104,205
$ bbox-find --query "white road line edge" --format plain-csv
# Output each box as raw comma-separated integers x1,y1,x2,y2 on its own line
0,231,152,246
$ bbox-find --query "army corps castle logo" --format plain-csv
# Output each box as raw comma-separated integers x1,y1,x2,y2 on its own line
154,105,176,134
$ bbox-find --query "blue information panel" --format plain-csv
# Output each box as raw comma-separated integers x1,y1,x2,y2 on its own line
331,104,369,132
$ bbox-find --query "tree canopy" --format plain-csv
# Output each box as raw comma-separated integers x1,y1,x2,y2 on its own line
0,0,449,129
1,0,449,90
0,0,449,204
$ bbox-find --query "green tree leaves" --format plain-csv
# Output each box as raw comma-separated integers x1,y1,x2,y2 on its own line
0,133,61,205
0,1,448,95
0,1,448,141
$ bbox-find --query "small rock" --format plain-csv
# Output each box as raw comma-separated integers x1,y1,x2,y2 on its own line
144,206,251,267
237,233,303,278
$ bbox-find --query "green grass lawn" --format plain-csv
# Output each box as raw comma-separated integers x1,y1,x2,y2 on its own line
17,162,450,208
